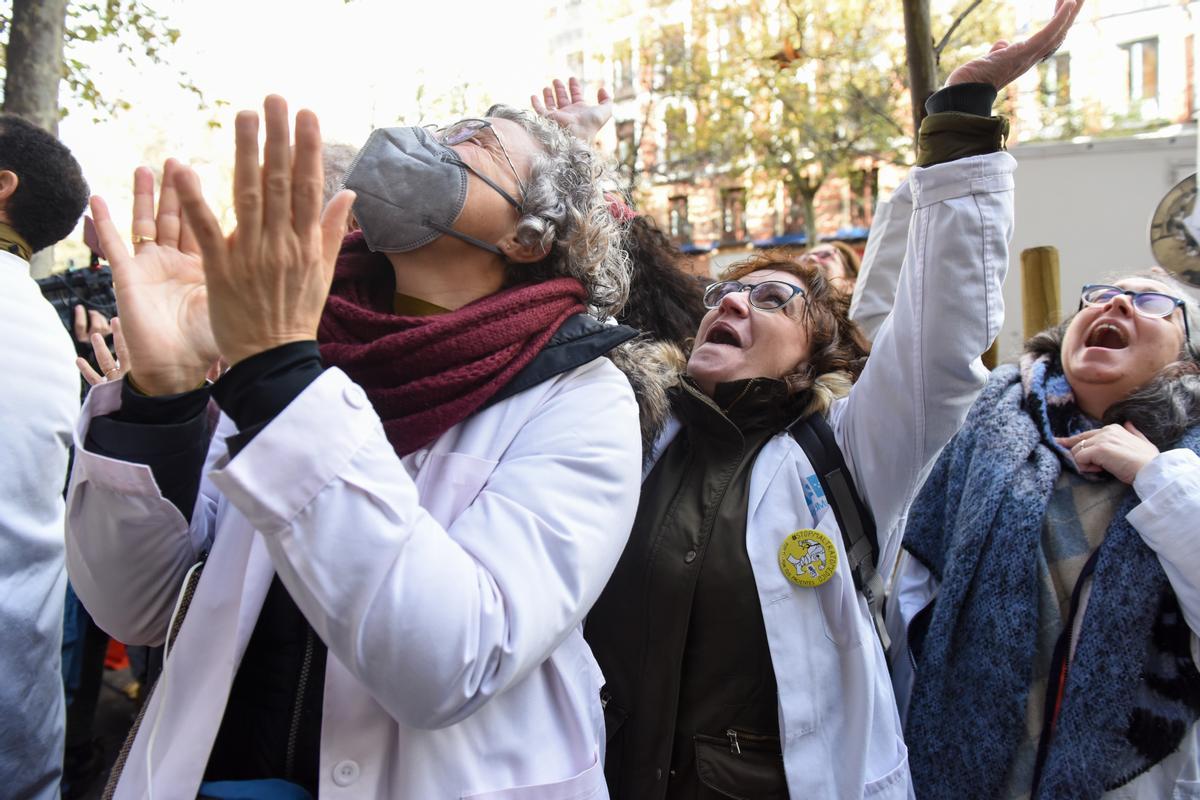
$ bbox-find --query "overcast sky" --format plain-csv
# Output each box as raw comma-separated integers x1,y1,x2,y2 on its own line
57,0,558,246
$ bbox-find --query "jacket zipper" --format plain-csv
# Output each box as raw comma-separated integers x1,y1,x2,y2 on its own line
284,626,315,780
726,729,741,754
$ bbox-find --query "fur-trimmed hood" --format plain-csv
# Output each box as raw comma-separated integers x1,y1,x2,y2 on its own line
605,337,685,459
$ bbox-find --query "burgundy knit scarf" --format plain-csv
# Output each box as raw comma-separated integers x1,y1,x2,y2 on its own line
318,232,586,456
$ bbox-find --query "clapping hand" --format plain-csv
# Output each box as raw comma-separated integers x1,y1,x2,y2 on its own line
174,96,355,368
531,77,613,142
89,160,221,396
946,0,1083,90
77,316,131,386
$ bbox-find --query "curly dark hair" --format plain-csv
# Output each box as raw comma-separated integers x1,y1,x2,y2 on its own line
0,114,89,253
720,251,871,404
618,215,707,349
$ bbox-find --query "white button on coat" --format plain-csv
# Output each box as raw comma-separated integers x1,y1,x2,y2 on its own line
332,759,360,787
343,384,369,409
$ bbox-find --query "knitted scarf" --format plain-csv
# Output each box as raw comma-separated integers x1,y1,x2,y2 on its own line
903,356,1200,800
318,231,586,456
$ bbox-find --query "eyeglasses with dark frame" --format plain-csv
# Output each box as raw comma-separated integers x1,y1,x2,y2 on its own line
703,279,807,311
431,118,526,211
1079,283,1191,342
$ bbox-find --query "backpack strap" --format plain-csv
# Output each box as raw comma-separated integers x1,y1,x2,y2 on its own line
786,413,891,652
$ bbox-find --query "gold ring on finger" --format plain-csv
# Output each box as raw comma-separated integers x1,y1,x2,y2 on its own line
131,234,154,245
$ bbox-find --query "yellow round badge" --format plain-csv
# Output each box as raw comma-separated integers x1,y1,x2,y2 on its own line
777,529,838,587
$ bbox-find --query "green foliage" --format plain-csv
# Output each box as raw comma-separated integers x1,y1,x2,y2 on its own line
628,0,1010,239
931,0,1009,80
635,0,910,241
0,0,220,123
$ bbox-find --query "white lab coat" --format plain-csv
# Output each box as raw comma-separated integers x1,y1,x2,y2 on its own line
850,179,914,344
0,250,78,800
66,354,641,798
648,152,1015,800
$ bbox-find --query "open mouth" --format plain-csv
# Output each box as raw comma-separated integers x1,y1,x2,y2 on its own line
1085,322,1129,350
705,322,743,348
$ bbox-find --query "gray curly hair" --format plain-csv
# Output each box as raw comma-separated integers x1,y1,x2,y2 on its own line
485,104,630,318
322,142,360,205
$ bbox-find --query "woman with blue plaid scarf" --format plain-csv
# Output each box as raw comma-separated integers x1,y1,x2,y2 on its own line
892,270,1200,800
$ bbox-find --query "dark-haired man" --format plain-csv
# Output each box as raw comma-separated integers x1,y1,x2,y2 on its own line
0,112,90,799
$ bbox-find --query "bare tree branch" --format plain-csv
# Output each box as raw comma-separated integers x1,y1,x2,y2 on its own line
783,0,805,35
846,82,908,138
935,0,985,56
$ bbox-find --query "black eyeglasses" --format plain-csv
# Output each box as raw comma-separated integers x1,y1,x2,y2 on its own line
1079,283,1191,342
703,279,806,311
432,118,526,209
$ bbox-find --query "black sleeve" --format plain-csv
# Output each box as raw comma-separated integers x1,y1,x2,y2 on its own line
917,83,1009,168
924,82,996,116
82,341,323,521
211,341,325,458
84,382,213,520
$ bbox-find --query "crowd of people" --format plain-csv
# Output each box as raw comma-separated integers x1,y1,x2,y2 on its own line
3,0,1198,797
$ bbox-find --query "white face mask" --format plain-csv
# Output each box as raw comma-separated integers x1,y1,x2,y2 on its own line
343,126,521,257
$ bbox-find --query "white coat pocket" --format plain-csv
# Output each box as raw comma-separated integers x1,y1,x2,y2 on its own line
863,738,912,799
460,753,607,800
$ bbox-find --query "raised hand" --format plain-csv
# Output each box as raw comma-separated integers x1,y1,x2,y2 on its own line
946,0,1082,90
175,96,355,367
531,77,613,142
77,316,132,386
90,160,221,396
1057,421,1160,484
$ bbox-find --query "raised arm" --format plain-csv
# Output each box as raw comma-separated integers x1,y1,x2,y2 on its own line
65,160,228,643
848,181,913,342
836,0,1082,563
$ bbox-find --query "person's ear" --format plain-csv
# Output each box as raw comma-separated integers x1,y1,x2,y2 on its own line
498,230,549,264
0,170,18,213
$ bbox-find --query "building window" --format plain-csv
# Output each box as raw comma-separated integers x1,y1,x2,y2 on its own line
1123,38,1158,104
663,106,688,164
721,188,747,243
613,41,634,96
1039,52,1071,107
616,121,636,169
669,195,690,243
